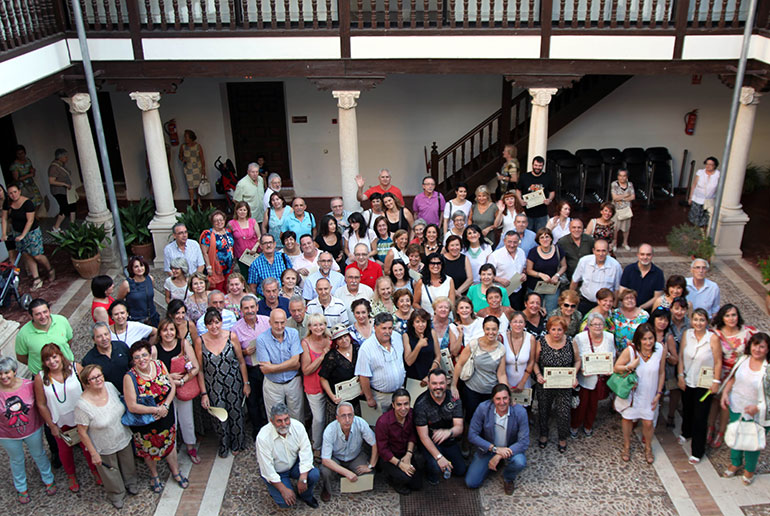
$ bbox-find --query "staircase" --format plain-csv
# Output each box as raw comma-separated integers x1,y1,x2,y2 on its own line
428,75,632,194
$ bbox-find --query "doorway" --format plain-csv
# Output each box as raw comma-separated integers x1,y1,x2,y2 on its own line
226,82,291,184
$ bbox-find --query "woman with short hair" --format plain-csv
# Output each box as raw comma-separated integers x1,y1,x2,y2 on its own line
403,309,441,384
91,274,116,324
652,274,692,314
467,263,510,312
184,272,210,324
469,185,498,246
585,202,616,252
414,252,456,316
610,289,649,353
116,255,160,327
371,276,396,317
547,289,582,337
392,289,414,336
442,235,472,295
108,299,157,346
525,227,567,313
165,257,190,303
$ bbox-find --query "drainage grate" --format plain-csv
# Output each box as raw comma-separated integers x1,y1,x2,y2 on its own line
400,476,483,516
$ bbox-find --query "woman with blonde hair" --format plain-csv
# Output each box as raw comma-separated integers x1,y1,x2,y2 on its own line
371,276,396,316
469,185,498,245
185,272,209,324
301,312,331,455
224,272,248,318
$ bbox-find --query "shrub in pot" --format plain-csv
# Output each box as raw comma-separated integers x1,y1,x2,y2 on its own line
50,222,111,279
119,198,155,262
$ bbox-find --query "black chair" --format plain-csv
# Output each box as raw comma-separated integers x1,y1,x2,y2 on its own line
622,147,649,201
599,148,623,200
646,146,675,199
575,148,604,207
550,152,581,205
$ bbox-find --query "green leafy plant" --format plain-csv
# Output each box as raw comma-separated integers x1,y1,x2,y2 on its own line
759,256,770,289
743,163,770,194
176,205,216,243
119,198,155,246
666,223,714,261
50,221,111,260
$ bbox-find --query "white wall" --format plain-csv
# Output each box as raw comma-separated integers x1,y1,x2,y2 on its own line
548,74,770,185
11,96,80,217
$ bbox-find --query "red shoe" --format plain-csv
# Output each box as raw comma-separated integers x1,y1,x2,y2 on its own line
187,447,201,464
67,474,80,493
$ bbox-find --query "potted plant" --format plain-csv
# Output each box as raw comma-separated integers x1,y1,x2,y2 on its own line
759,256,770,314
176,205,216,244
119,198,155,263
50,221,111,279
666,223,715,262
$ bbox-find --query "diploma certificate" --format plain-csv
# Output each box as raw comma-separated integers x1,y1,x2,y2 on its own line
440,348,454,380
509,388,532,406
522,189,546,208
582,353,613,376
505,275,523,296
534,281,558,295
544,367,576,389
359,400,381,426
696,366,714,389
341,473,374,493
334,377,362,401
405,378,428,407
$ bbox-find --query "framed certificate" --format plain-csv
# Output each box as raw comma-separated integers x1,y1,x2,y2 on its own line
696,366,714,389
522,189,546,208
582,353,613,376
440,348,454,380
534,281,558,295
334,377,362,401
544,367,576,389
509,388,532,406
239,252,256,267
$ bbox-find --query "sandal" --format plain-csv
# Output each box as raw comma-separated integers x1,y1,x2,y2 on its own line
45,482,57,496
742,473,755,485
67,474,80,493
17,490,30,504
31,278,43,291
724,466,740,478
538,438,548,449
712,432,724,449
172,473,189,489
621,446,631,462
645,449,655,464
187,447,201,465
706,426,714,446
150,475,164,493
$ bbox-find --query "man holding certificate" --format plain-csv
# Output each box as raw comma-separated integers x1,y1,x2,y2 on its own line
533,317,581,453
514,156,555,232
571,313,616,438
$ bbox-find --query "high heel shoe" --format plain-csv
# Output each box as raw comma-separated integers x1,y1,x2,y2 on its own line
67,474,79,493
712,432,724,449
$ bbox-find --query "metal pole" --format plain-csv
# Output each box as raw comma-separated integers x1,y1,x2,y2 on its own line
69,0,128,270
708,0,759,241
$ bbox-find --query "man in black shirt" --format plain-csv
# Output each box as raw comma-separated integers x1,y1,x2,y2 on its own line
515,156,555,232
413,369,466,484
81,322,130,393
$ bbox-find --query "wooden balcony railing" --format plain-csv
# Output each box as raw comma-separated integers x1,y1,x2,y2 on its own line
0,0,65,52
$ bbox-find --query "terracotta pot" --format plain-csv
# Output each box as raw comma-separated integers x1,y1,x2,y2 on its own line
130,242,154,264
71,253,101,279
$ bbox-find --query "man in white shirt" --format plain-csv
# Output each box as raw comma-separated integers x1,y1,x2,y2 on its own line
302,252,345,301
257,403,320,508
486,231,528,310
196,290,238,335
686,258,721,318
569,239,623,315
292,235,341,284
328,197,352,234
163,223,205,275
334,267,374,323
306,278,350,328
355,313,406,412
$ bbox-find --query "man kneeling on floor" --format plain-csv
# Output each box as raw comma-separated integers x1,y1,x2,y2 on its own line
466,383,528,494
256,402,321,508
320,401,378,502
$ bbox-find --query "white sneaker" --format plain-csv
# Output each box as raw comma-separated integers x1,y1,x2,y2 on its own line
688,456,700,465
677,435,687,445
622,244,631,251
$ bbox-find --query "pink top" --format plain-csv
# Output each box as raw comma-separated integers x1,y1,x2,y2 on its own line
303,345,324,395
228,218,259,260
0,379,42,439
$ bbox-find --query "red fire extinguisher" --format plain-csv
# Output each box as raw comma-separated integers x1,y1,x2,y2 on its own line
684,110,697,136
164,119,180,146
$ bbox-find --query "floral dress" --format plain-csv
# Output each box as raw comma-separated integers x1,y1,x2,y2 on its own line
200,229,235,275
590,218,615,247
129,361,176,460
610,308,649,353
713,326,757,377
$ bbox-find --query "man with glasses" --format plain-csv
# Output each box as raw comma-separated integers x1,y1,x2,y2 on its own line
487,231,528,310
570,239,622,315
335,266,374,323
319,402,378,502
328,197,352,233
163,222,205,275
346,243,383,290
302,252,345,301
686,258,721,318
248,234,292,296
356,313,406,413
356,168,405,205
412,176,446,227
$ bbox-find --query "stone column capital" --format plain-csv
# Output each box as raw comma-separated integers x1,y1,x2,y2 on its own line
63,93,91,114
739,87,761,106
130,91,161,111
332,90,360,110
529,88,558,107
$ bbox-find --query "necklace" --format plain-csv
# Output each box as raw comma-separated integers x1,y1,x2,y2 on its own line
50,372,67,403
113,324,128,344
467,246,483,258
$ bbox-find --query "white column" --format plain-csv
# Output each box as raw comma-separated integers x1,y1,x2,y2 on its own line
62,93,118,264
714,87,760,258
527,88,558,167
130,92,179,267
332,90,362,213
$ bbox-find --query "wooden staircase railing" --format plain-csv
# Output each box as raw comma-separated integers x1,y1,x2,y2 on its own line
429,74,632,194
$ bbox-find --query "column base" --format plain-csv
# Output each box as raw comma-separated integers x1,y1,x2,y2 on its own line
714,208,750,259
149,212,179,268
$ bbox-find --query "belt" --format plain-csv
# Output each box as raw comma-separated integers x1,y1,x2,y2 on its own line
267,376,296,386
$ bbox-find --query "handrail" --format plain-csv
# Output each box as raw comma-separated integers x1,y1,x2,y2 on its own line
436,108,503,160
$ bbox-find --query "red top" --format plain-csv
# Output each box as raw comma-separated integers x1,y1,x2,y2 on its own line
346,261,384,290
302,345,324,395
365,184,405,205
91,296,115,325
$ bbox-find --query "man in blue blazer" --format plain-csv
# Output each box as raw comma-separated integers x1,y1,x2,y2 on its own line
466,384,529,494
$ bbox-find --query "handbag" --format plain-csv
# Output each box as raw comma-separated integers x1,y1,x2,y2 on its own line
60,427,81,447
171,342,201,401
616,205,633,221
206,230,225,285
198,178,211,196
459,339,479,382
120,370,158,427
607,371,638,399
724,416,766,451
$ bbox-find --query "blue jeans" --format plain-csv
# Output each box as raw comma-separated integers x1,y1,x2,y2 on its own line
528,215,548,232
423,441,467,483
0,427,54,493
528,287,560,314
465,450,526,488
262,459,320,508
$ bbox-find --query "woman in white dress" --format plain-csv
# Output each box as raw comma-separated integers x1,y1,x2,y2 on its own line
572,312,615,437
462,225,492,283
442,183,472,234
413,252,455,316
614,323,666,464
506,311,535,394
545,200,572,243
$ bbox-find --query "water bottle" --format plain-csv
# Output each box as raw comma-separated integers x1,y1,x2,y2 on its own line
443,466,452,479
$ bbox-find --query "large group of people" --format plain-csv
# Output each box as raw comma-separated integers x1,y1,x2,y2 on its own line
4,157,768,509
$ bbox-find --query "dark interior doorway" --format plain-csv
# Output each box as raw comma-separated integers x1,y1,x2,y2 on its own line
226,82,291,185
0,116,18,184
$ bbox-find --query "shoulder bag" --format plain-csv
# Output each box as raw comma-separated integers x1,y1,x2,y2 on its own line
459,339,479,382
725,415,766,451
171,340,201,401
120,370,158,427
607,346,638,399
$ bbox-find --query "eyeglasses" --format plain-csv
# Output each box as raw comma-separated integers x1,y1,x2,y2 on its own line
429,262,442,266
562,303,577,308
88,374,104,382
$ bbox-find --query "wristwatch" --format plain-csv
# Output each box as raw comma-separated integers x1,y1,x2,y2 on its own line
301,478,307,484
492,446,498,454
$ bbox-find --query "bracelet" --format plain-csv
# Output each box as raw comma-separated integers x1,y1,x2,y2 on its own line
656,391,663,395
397,459,401,466
712,379,722,384
435,453,443,460
201,392,208,396
406,449,413,455
678,373,685,378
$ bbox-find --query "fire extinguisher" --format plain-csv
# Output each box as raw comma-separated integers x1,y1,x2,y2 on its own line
164,119,179,146
684,110,697,136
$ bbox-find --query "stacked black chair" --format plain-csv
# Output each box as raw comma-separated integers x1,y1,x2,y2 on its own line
575,148,604,208
622,147,649,201
646,146,674,199
599,148,623,200
547,150,581,204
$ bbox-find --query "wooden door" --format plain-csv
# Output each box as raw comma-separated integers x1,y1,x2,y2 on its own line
226,82,291,184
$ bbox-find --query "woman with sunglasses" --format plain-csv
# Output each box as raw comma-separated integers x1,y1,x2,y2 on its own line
413,252,455,316
547,290,582,337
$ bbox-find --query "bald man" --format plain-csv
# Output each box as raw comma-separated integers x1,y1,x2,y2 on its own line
257,309,304,421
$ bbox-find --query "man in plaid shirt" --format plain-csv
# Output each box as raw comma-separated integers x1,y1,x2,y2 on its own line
248,234,292,296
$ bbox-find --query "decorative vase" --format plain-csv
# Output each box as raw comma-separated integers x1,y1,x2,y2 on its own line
71,253,101,279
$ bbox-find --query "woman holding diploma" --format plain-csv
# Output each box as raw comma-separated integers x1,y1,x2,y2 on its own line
319,324,361,425
676,309,721,465
403,309,441,384
452,316,508,424
571,313,615,437
533,317,581,452
614,324,666,464
505,312,536,396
